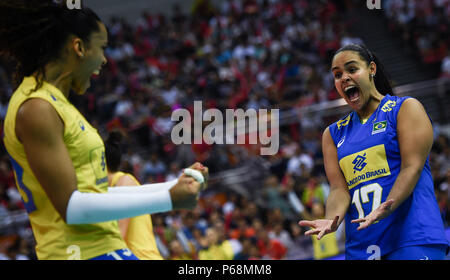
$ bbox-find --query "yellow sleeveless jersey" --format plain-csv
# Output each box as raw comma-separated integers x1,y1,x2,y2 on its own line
3,77,126,260
111,172,163,260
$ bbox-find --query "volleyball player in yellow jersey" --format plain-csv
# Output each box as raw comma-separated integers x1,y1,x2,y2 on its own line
105,132,163,260
109,172,164,260
1,1,208,260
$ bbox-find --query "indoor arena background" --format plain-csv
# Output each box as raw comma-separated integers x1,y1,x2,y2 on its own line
1,0,449,260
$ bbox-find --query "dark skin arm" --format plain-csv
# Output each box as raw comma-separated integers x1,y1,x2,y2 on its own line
16,98,78,222
16,99,208,224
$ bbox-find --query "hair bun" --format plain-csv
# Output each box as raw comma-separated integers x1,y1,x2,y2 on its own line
106,130,123,146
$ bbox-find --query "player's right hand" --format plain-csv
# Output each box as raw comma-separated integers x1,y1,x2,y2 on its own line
298,215,339,240
186,162,209,190
169,173,202,210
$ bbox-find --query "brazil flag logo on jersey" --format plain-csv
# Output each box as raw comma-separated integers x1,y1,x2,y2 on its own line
372,121,387,135
339,144,391,189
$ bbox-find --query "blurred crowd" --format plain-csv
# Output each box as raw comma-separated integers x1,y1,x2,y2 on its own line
0,0,449,260
382,0,450,77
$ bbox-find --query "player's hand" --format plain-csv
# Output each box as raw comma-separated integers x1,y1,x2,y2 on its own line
351,199,395,230
170,173,202,210
185,162,209,190
298,215,339,240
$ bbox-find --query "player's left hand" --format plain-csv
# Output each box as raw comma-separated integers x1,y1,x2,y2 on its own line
351,199,395,230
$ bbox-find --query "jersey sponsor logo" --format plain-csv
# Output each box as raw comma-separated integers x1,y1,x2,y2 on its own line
337,114,351,130
46,90,64,108
352,153,367,173
372,121,387,135
381,100,396,112
337,136,345,148
79,120,85,131
339,144,391,189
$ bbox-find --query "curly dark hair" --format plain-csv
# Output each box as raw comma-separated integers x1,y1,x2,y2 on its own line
0,0,101,92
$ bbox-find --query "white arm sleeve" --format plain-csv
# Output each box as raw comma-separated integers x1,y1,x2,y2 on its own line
65,189,172,225
106,168,204,193
107,179,178,194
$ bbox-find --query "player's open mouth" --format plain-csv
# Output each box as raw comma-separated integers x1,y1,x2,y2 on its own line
344,85,360,103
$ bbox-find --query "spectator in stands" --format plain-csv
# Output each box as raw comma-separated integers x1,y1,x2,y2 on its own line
268,221,295,249
198,227,240,260
168,239,196,260
262,175,295,220
287,221,314,260
340,31,364,47
255,228,287,260
286,146,314,179
140,153,167,182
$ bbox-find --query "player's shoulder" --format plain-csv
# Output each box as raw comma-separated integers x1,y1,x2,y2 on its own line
398,96,425,112
396,97,431,125
328,112,353,133
114,172,140,186
379,94,413,113
324,112,352,146
16,98,63,136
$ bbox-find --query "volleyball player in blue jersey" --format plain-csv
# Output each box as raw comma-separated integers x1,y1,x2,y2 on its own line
299,44,449,260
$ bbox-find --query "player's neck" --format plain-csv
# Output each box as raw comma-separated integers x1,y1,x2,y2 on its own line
356,90,384,122
39,62,74,98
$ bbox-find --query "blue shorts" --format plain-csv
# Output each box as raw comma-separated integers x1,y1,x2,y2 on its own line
382,244,447,260
89,248,140,260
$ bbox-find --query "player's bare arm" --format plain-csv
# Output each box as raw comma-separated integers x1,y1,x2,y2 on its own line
16,98,78,221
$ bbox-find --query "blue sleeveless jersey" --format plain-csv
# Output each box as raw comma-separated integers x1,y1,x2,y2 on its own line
328,94,449,260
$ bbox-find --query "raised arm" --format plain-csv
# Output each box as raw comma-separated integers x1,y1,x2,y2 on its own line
16,98,205,225
108,164,208,194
